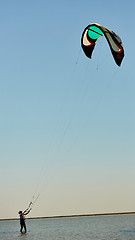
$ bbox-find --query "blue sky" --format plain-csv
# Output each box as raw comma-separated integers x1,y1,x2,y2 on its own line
0,0,135,219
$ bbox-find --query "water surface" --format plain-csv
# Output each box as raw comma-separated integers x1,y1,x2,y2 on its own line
1,214,135,240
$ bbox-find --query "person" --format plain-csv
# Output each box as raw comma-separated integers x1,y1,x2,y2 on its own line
18,208,31,233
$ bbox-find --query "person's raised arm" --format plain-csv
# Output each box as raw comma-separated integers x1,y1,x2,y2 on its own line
23,208,31,215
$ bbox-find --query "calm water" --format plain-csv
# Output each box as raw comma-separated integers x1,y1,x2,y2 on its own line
1,214,135,240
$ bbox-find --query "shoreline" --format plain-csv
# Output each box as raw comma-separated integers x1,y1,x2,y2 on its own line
1,211,135,221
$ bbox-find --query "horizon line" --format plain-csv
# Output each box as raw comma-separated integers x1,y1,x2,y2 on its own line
1,211,135,221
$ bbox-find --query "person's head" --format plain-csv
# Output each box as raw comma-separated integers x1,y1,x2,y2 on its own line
18,211,22,214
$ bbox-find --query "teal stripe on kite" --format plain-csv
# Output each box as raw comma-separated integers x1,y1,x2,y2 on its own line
88,26,103,40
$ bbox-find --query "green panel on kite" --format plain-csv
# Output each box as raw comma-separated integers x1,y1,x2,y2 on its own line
88,26,103,40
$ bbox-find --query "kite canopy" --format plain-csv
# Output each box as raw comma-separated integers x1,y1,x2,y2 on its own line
81,23,124,66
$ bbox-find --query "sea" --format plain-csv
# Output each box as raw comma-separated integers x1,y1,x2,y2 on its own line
1,214,135,240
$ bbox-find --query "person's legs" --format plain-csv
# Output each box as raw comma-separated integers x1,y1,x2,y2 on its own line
23,221,27,233
20,220,27,233
20,221,23,233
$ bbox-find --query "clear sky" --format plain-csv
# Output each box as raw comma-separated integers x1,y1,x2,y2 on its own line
0,0,135,219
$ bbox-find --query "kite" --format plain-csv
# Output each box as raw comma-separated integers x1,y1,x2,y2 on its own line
81,23,124,66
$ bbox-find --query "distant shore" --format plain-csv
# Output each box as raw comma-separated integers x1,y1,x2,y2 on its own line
1,211,135,221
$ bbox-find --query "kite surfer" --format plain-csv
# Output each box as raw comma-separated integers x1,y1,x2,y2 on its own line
18,208,31,233
18,195,39,233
